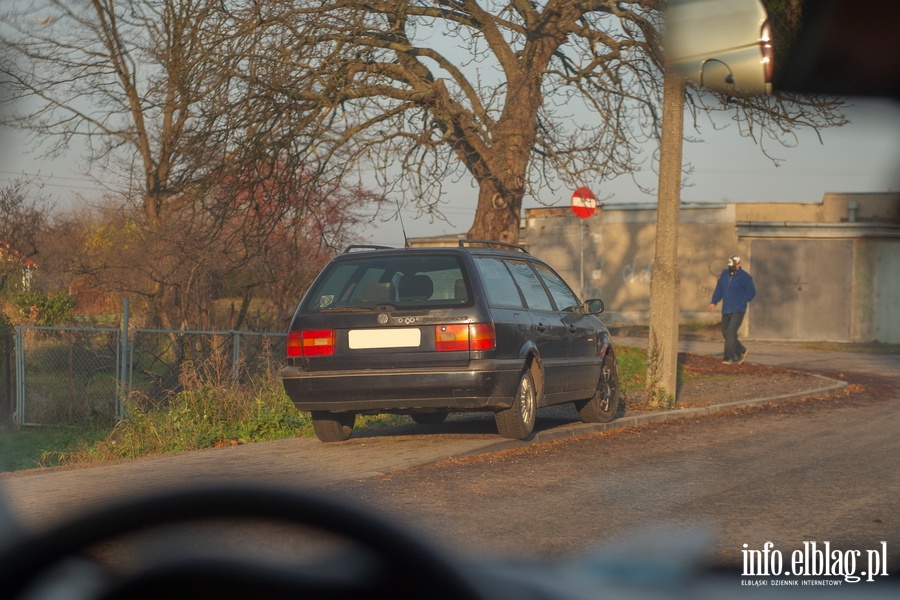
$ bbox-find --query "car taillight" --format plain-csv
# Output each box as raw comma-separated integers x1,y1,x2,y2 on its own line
760,20,774,83
435,323,496,352
287,329,335,357
469,323,496,350
287,331,303,357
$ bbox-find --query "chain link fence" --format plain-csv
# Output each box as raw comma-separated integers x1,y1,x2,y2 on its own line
12,326,287,426
126,330,287,406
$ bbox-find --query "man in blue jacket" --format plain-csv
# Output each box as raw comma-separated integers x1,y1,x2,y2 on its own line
709,255,756,364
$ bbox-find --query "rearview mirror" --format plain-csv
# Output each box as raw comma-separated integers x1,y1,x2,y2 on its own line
665,0,773,96
666,0,900,99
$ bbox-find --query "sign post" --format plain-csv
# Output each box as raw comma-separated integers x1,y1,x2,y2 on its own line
571,187,598,298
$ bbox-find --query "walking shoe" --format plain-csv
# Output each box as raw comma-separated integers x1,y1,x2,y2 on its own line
737,350,748,364
722,359,733,365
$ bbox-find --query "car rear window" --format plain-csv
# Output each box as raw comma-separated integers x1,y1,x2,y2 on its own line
304,254,470,311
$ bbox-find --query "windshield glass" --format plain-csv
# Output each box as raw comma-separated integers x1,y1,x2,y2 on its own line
2,1,899,597
304,254,470,311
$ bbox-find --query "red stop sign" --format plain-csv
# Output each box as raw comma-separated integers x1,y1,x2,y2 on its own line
571,186,597,219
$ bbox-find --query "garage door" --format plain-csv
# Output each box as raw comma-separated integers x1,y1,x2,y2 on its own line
875,242,900,343
749,239,853,341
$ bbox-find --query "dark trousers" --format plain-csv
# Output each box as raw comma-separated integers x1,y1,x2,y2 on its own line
721,312,746,362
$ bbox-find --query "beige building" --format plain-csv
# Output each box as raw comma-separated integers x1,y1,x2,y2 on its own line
413,192,900,343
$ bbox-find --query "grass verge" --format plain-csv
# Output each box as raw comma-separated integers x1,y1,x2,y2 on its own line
1,345,678,472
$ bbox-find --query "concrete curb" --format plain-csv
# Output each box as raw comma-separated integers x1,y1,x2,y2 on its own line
459,373,848,456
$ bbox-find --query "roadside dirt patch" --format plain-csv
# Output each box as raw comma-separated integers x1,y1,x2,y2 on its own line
624,352,832,412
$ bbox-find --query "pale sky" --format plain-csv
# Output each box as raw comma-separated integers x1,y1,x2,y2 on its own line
365,97,900,246
2,1,899,248
1,97,898,247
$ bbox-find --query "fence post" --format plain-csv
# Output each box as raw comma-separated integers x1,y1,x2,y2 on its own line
1,333,10,429
231,330,241,385
117,297,130,420
14,326,24,426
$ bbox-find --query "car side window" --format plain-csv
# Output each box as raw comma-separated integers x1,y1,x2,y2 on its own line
505,260,554,311
473,257,524,308
533,262,581,312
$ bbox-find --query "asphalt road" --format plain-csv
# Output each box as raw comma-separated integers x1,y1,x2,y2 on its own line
325,340,900,576
0,340,851,525
336,387,900,568
1,339,898,578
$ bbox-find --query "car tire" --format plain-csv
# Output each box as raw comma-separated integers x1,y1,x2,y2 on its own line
495,369,537,439
411,411,449,425
575,352,620,423
311,411,356,442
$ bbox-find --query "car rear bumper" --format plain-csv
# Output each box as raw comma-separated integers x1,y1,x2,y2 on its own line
280,359,525,413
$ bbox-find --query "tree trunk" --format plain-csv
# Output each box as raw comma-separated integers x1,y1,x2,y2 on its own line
463,63,545,244
467,178,524,243
646,70,686,407
232,286,253,331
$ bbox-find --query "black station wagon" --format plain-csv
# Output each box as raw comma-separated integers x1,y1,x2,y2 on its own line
281,241,620,442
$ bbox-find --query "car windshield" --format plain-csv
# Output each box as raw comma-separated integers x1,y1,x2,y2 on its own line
304,254,470,311
2,1,900,598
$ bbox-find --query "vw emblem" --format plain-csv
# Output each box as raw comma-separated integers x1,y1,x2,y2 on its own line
377,313,389,325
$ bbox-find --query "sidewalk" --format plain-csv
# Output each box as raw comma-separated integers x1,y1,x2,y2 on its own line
3,337,887,532
618,335,900,378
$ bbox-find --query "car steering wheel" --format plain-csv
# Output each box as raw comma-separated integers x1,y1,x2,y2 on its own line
0,484,483,600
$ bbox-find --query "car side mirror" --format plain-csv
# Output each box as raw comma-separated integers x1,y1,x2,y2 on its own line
583,299,605,315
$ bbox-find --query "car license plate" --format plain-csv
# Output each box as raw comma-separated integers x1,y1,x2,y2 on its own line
348,328,421,349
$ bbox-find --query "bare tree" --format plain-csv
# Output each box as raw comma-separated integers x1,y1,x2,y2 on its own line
2,0,217,225
1,0,374,328
222,1,846,245
3,1,847,243
68,174,370,331
0,179,48,261
221,1,665,242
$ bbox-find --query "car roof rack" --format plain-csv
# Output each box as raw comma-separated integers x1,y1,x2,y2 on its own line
343,244,395,253
458,239,530,254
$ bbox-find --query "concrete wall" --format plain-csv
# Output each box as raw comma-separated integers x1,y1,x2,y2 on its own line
411,193,900,342
519,204,746,327
736,193,900,224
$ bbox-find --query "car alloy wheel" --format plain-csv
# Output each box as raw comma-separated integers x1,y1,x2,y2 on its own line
495,369,537,439
575,353,620,424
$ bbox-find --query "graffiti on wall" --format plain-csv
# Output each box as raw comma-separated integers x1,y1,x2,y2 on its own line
621,257,654,284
